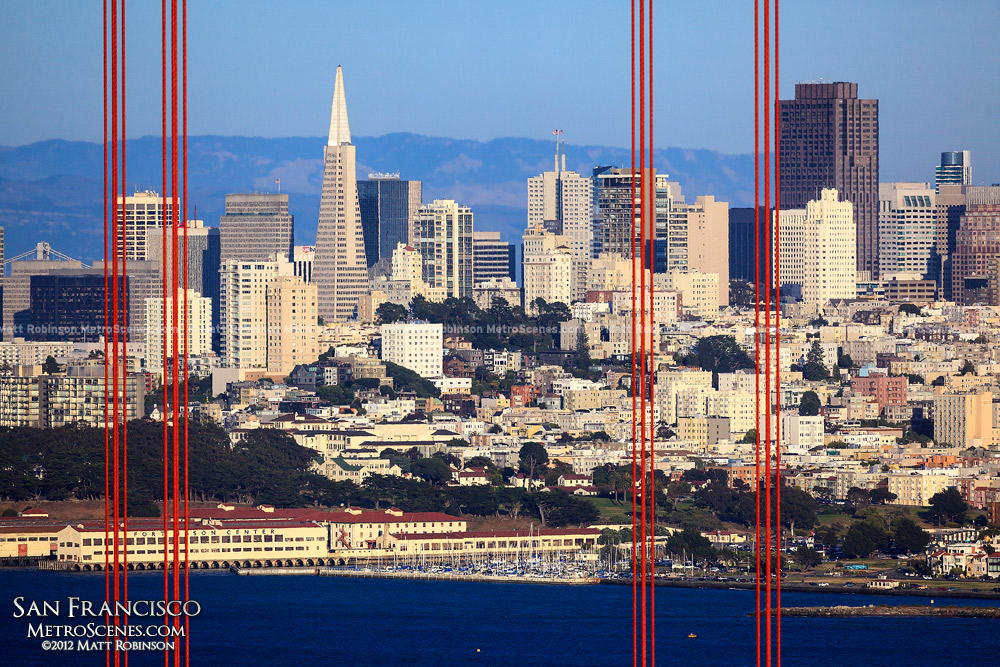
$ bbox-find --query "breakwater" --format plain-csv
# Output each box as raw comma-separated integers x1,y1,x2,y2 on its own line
766,605,1000,618
598,578,1000,600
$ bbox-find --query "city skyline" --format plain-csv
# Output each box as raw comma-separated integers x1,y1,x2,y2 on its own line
1,1,998,184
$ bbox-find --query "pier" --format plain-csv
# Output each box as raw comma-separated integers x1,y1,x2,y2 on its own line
230,565,598,585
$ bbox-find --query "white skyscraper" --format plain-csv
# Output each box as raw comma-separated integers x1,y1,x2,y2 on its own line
313,66,369,323
528,145,593,300
144,289,212,373
219,257,294,369
522,225,573,313
778,188,856,310
878,182,936,280
415,200,474,299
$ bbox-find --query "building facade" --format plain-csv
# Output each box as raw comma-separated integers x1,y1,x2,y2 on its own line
357,174,422,267
777,189,856,310
415,200,474,299
380,322,443,379
779,82,879,279
219,258,294,369
313,66,370,322
528,149,593,299
522,226,573,313
144,289,213,372
878,182,936,281
266,275,319,375
472,231,516,285
952,187,1000,305
219,194,294,263
935,151,972,192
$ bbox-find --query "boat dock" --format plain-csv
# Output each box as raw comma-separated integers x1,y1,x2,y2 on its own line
231,566,598,585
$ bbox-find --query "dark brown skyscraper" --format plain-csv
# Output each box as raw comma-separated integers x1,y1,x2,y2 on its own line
952,187,1000,305
779,82,879,279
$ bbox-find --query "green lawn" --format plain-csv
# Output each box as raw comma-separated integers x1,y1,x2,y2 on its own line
585,497,631,522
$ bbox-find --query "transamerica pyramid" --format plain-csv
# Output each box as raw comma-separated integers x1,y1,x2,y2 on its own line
313,66,369,322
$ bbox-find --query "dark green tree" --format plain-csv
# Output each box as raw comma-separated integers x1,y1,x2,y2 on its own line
842,524,876,558
692,336,755,375
42,355,61,375
518,441,549,479
316,384,354,405
375,302,409,324
801,341,829,381
412,457,453,485
799,390,821,416
929,487,968,524
891,517,930,553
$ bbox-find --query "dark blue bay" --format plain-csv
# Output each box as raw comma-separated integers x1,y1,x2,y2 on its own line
3,569,999,667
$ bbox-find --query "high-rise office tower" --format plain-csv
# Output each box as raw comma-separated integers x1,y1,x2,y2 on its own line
528,146,593,300
147,222,221,350
592,166,664,261
777,189,856,310
23,270,126,342
265,275,318,375
522,226,573,313
92,260,160,345
472,231,516,284
728,207,769,284
312,66,369,323
779,82,879,279
357,173,422,268
144,289,213,371
662,192,730,306
878,183,936,280
4,255,83,339
935,151,972,192
118,190,175,261
415,199,474,299
219,257,294,368
219,193,294,262
934,184,968,300
952,187,1000,305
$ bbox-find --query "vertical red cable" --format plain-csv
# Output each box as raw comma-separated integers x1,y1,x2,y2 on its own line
182,2,191,662
109,3,120,651
773,1,782,663
763,0,773,661
160,2,170,646
170,2,181,661
753,2,762,664
647,2,655,661
120,0,129,624
102,3,111,664
629,2,638,666
637,2,647,664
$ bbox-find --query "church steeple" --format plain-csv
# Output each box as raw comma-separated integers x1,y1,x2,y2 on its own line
328,65,351,146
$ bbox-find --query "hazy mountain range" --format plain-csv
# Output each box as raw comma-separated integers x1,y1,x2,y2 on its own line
0,133,755,265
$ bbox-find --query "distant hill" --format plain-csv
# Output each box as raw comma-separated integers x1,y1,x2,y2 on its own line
0,133,754,265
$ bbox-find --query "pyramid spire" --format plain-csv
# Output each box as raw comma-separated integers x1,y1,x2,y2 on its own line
328,65,351,146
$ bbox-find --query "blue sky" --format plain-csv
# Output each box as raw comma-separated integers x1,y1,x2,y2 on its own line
1,0,997,182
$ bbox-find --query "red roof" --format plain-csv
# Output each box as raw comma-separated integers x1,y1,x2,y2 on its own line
392,528,601,541
189,507,462,525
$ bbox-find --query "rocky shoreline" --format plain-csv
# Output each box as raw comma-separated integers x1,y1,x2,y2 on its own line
764,605,1000,618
